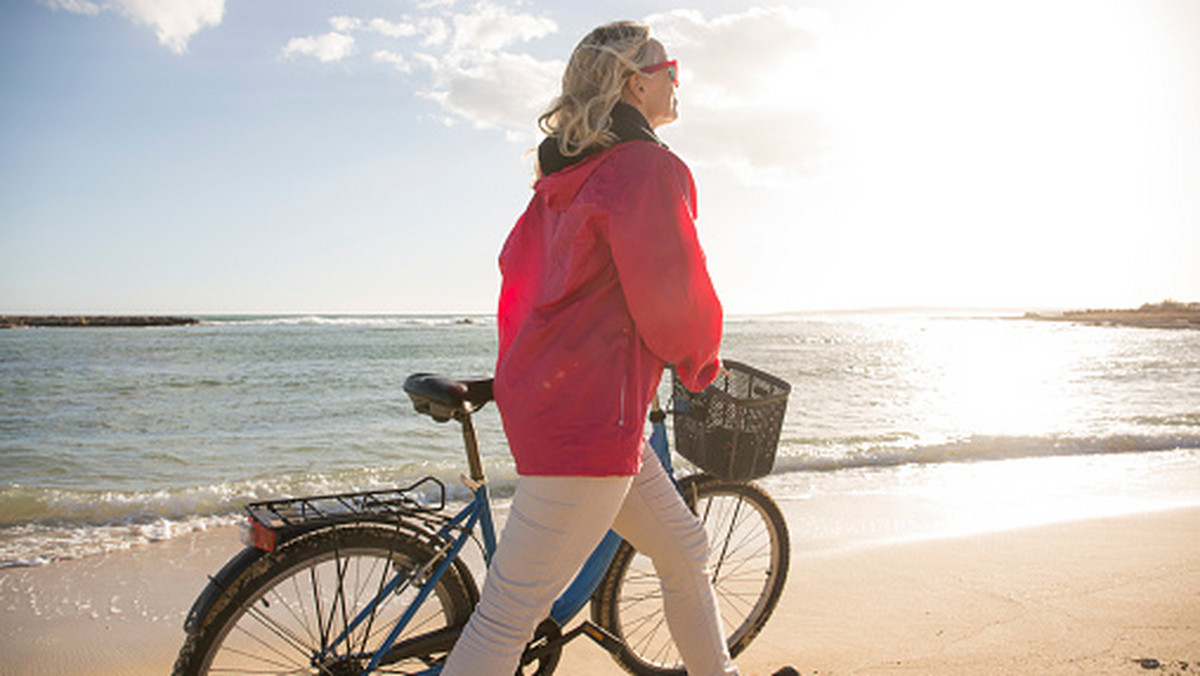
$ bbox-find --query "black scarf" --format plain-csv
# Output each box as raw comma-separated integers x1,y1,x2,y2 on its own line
537,102,666,177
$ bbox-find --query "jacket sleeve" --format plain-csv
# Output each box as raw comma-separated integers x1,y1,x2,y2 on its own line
603,144,723,391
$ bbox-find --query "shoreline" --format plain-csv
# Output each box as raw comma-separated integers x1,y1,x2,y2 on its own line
4,307,1198,330
1022,301,1200,330
2,497,1197,675
7,447,1199,569
0,315,199,329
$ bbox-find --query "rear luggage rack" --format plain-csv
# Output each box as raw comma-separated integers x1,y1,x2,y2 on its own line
243,477,448,549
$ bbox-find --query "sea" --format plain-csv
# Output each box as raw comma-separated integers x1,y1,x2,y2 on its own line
3,312,1200,567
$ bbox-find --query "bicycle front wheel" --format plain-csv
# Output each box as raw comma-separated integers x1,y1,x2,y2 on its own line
592,475,790,676
174,524,478,675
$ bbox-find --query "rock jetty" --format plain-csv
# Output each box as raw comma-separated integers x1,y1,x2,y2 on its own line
0,316,199,329
1025,300,1200,329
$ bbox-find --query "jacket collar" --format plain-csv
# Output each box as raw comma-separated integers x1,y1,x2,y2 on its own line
537,102,666,178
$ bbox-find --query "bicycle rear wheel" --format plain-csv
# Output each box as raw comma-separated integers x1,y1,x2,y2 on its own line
592,475,789,676
174,524,478,675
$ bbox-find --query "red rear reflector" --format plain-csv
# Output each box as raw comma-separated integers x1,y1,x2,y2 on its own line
241,518,278,551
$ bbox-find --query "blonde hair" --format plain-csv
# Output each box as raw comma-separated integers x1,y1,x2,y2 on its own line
538,22,658,158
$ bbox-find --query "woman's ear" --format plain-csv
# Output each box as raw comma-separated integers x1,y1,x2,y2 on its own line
623,72,646,105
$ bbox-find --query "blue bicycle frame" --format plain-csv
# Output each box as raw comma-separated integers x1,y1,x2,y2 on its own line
340,408,674,675
549,412,674,625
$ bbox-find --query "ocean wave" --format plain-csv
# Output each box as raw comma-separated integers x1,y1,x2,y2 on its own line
6,427,1198,567
1130,413,1200,428
0,514,241,568
0,463,520,567
774,432,1200,473
0,465,469,528
200,315,493,328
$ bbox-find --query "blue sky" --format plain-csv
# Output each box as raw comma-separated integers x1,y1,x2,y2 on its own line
2,0,1198,315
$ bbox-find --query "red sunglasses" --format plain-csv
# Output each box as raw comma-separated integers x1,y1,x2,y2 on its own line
640,59,679,86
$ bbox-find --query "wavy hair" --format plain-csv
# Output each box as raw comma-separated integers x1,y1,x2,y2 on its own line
538,22,657,158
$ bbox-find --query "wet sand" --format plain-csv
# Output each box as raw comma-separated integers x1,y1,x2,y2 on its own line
2,500,1197,675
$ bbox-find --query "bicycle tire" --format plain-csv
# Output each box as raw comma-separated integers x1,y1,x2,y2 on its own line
592,475,790,676
174,523,478,675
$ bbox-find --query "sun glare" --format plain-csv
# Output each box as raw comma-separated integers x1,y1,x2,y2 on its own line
759,0,1186,310
907,320,1078,439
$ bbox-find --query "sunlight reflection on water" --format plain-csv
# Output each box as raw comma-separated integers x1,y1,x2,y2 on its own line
765,448,1200,553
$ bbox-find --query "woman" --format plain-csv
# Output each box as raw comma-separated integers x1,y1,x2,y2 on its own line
441,22,733,675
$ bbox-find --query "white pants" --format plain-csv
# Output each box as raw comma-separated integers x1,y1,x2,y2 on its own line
441,441,737,675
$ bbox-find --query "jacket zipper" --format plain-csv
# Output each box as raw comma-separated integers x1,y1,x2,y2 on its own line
618,371,627,427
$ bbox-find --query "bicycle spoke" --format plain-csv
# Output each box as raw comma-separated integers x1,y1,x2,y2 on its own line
212,624,314,674
319,547,350,657
207,665,309,675
180,526,477,676
356,545,393,657
284,570,320,649
596,478,789,675
283,570,339,645
627,609,673,666
234,597,318,664
710,496,744,580
308,556,329,654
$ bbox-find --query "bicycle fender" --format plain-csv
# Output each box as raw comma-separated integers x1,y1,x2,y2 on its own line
182,545,267,633
675,472,715,508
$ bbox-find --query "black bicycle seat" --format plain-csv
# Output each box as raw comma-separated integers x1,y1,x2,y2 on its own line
403,373,494,422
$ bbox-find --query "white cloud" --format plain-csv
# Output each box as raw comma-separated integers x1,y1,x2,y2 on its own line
282,32,356,63
329,15,419,39
646,7,830,181
420,17,450,47
420,51,561,132
277,3,829,182
277,3,832,184
412,52,442,72
448,1,556,55
43,0,225,53
650,7,820,100
409,2,559,134
369,18,419,39
281,0,557,138
330,16,362,33
119,0,225,54
676,109,830,187
48,0,827,182
318,14,444,45
425,4,827,181
374,50,412,73
42,0,102,15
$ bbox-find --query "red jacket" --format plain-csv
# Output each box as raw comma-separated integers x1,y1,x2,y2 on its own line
495,141,723,476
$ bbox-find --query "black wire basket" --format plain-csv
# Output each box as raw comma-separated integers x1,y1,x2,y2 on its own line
671,360,791,481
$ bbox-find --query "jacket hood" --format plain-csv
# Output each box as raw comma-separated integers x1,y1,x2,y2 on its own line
537,102,664,177
536,102,666,211
535,147,616,212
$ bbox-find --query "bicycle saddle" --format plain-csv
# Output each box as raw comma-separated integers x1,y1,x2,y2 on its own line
403,373,494,422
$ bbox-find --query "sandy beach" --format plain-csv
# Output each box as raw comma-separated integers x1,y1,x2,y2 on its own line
2,492,1196,676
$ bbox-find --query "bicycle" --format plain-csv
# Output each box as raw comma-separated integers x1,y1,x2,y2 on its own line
174,360,791,675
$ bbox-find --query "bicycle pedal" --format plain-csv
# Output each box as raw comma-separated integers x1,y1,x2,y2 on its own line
578,621,623,655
